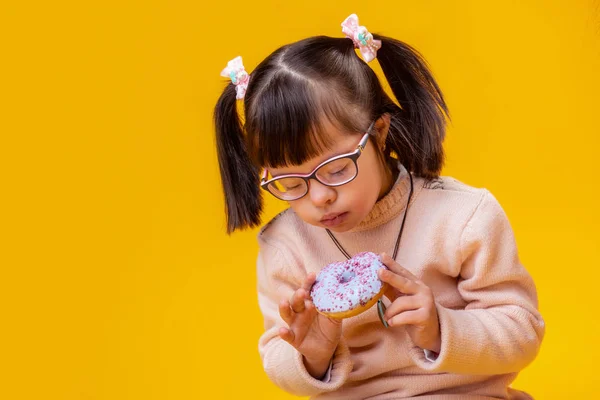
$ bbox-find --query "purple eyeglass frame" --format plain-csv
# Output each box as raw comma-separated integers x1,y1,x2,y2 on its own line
260,120,376,201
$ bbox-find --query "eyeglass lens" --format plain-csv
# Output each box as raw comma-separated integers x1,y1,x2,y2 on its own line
267,157,358,200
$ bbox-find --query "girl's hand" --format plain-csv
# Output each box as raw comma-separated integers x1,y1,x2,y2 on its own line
278,272,343,379
378,253,441,353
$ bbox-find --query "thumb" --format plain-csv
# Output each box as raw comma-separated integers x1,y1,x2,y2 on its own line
320,312,343,327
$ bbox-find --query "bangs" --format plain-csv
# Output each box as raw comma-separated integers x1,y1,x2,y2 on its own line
245,73,368,168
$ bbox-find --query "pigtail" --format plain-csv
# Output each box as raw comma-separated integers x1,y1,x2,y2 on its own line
373,34,449,179
214,83,263,234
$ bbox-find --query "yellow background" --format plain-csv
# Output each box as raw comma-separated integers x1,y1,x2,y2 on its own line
1,1,599,399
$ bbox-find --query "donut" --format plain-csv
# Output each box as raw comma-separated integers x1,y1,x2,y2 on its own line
310,251,388,319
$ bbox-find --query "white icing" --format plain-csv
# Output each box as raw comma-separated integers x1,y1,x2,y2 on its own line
310,252,387,314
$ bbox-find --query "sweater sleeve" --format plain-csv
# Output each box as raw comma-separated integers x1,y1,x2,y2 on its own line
256,237,353,396
410,190,545,375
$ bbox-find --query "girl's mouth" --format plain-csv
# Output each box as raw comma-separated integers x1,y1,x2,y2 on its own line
320,212,348,227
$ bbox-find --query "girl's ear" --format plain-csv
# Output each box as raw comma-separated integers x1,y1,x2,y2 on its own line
374,113,391,150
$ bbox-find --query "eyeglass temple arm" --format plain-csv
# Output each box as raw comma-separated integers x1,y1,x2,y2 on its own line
261,120,374,181
358,122,375,151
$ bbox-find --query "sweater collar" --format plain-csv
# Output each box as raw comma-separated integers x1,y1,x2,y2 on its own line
346,163,414,233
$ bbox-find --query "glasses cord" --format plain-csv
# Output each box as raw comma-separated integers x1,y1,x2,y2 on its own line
326,171,414,261
325,171,414,328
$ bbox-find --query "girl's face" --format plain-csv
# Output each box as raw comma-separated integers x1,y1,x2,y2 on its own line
267,117,393,233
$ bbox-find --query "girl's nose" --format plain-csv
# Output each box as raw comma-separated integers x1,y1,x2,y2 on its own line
308,180,337,207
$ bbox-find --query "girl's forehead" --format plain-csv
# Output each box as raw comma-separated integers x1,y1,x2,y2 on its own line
268,127,361,176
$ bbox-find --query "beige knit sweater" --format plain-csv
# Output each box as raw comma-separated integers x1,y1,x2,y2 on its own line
256,165,545,399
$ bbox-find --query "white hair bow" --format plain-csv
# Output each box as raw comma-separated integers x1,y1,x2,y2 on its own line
220,56,250,100
341,14,382,63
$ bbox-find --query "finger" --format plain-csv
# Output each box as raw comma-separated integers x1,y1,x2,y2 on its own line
303,299,317,318
384,295,420,321
279,299,295,325
377,268,420,295
290,288,307,313
382,283,402,303
379,253,418,280
387,309,426,327
302,272,317,293
278,326,295,344
394,265,419,281
379,253,401,272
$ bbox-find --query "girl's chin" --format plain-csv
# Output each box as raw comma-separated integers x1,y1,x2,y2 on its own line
326,225,353,233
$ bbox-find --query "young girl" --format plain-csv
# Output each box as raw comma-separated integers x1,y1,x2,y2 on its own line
214,14,544,400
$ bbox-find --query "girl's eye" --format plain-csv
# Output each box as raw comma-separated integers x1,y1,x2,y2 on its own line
330,166,347,176
279,178,304,191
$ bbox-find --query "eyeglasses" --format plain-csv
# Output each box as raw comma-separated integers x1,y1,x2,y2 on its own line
260,120,376,201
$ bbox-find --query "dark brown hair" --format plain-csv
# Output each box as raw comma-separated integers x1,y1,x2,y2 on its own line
214,35,449,233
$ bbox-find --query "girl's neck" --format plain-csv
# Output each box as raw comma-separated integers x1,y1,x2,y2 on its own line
378,158,399,200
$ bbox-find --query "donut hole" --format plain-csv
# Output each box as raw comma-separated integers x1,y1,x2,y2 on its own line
340,270,356,284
